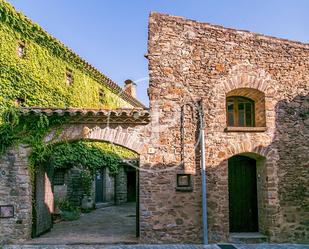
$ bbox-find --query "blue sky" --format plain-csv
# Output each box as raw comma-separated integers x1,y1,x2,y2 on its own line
7,0,309,106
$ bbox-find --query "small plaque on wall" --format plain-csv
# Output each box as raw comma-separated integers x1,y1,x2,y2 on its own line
0,205,14,218
176,174,193,192
177,174,191,187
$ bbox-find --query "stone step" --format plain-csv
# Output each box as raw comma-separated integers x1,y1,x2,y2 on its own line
3,245,218,249
229,232,268,244
3,244,309,249
95,202,114,209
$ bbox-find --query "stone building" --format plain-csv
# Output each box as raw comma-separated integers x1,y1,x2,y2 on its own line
140,12,308,244
0,0,144,242
0,1,308,245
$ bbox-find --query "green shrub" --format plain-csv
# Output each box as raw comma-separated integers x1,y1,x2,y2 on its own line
58,199,78,212
58,199,80,221
60,210,80,221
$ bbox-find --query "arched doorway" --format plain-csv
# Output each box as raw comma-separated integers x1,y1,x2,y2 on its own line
228,155,258,232
32,140,141,243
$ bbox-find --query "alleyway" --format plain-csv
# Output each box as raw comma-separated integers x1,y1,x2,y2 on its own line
27,203,137,245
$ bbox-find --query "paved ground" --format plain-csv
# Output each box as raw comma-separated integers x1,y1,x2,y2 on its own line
3,203,308,248
23,202,137,245
3,244,309,249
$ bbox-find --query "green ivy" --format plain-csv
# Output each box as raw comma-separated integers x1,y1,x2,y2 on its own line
78,170,93,196
0,106,67,157
46,140,137,174
0,0,132,109
0,106,137,171
0,1,138,178
0,1,140,219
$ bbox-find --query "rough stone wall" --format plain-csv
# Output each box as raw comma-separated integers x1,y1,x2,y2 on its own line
0,145,32,244
104,167,115,203
274,95,309,241
115,165,127,204
54,185,68,202
145,12,309,243
67,167,84,207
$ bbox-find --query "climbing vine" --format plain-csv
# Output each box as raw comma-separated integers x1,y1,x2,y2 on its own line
0,1,138,184
0,0,133,109
46,140,137,174
0,106,137,172
0,105,137,194
0,106,67,158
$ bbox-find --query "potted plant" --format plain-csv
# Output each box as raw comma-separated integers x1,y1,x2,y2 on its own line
80,170,94,211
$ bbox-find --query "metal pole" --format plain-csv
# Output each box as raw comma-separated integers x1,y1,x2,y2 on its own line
199,101,208,244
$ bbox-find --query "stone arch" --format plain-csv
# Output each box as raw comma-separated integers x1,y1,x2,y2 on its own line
218,62,278,98
35,123,149,239
0,121,149,242
217,139,278,160
44,124,148,155
215,141,280,237
211,62,278,130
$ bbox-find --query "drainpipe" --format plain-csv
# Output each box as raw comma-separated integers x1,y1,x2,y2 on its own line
199,100,208,244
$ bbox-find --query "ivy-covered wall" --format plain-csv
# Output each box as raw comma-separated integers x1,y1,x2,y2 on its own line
0,0,135,109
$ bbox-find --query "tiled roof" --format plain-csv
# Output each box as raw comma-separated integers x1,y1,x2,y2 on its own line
20,107,150,124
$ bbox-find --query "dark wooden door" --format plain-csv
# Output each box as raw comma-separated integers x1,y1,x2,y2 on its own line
32,165,53,237
228,155,258,232
136,169,139,237
127,171,136,202
95,170,104,203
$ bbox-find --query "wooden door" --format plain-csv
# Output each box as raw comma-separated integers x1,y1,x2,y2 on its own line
32,165,53,237
127,171,136,202
136,169,140,237
95,169,104,203
228,155,258,232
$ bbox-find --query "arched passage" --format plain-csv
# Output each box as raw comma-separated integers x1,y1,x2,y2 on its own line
21,107,150,243
32,138,141,243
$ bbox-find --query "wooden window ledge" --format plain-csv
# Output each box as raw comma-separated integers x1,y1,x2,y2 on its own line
225,127,267,132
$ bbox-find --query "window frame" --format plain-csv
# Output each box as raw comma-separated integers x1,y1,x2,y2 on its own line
226,96,255,127
99,88,105,104
53,169,66,186
17,41,26,58
65,68,74,86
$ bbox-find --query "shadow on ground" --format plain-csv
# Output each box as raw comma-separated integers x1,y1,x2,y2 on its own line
27,202,137,245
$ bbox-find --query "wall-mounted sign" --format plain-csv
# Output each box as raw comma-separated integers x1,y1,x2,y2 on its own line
0,205,14,218
177,174,191,187
176,174,193,192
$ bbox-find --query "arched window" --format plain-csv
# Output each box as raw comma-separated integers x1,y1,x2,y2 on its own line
227,96,255,127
